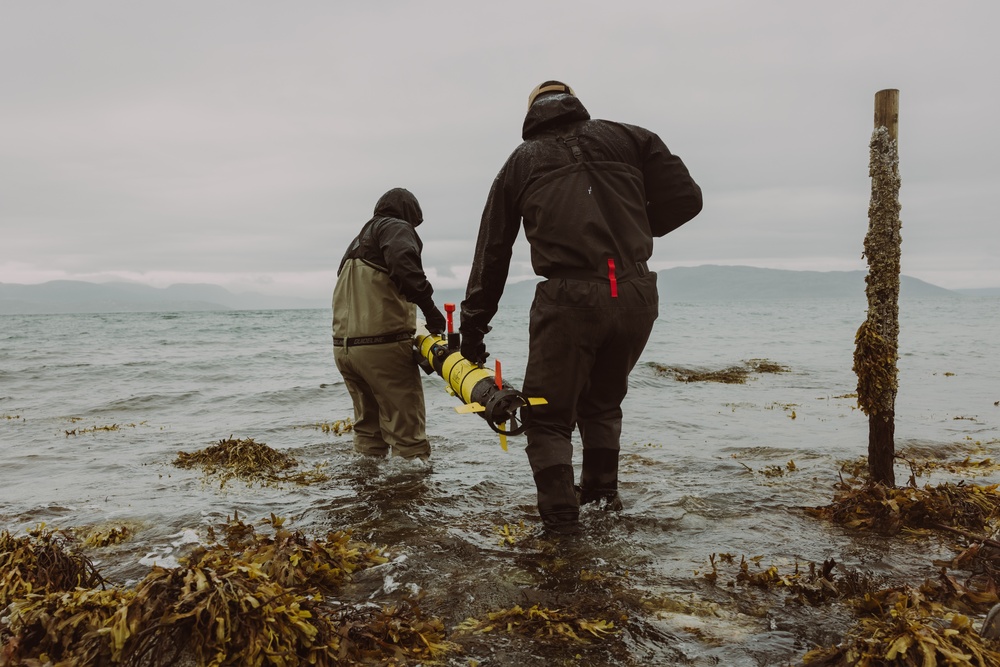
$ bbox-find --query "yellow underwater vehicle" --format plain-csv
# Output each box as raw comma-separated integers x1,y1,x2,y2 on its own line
414,304,546,450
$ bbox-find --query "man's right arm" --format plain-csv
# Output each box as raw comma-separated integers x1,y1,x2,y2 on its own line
460,164,522,340
459,161,523,364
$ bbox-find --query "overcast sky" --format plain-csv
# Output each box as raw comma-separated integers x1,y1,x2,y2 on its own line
2,2,997,298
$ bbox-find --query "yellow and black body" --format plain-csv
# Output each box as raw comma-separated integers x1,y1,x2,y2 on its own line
414,313,545,449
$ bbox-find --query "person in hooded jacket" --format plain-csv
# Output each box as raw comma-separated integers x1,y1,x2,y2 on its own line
333,188,447,460
460,82,703,533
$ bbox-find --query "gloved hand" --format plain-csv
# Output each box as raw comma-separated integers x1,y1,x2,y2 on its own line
460,331,489,366
422,305,446,335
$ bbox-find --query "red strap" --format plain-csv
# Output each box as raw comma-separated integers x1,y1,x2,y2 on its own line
607,258,618,297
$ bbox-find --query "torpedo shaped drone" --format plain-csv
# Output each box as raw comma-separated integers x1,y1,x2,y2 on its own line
414,304,546,450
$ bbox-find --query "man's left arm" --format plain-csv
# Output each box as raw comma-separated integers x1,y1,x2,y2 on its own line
641,132,703,237
378,221,443,331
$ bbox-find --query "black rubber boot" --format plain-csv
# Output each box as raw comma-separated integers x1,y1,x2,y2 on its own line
579,448,622,511
578,485,624,511
534,464,580,535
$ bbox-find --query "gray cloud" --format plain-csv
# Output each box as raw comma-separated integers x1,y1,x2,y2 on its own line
2,1,997,297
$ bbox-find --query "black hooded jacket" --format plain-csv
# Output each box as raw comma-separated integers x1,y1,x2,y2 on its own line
460,94,703,336
337,187,435,312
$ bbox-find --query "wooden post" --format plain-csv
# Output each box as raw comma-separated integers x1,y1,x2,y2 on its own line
854,89,901,486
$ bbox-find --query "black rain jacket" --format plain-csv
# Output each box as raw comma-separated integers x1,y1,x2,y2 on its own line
460,94,703,336
337,187,435,312
332,188,437,342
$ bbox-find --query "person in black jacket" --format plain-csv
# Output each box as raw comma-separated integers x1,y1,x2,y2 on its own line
460,81,702,533
333,188,446,460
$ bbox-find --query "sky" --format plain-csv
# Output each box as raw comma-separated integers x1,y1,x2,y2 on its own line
2,2,997,298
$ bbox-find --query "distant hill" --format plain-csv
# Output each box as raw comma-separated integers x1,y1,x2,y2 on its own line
955,287,1000,297
438,265,960,307
0,280,327,315
0,266,969,315
656,265,958,302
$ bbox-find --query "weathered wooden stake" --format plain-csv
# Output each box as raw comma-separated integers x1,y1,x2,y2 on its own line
854,89,901,486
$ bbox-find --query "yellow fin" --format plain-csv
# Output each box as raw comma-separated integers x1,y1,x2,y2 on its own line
527,397,548,406
454,402,485,414
498,422,508,451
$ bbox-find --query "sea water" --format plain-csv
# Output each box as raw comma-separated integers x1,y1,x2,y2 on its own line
1,296,997,665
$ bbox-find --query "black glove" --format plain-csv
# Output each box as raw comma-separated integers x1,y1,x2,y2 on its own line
460,331,489,366
422,305,446,335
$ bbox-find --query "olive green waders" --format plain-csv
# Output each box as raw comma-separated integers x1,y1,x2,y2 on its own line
334,339,431,460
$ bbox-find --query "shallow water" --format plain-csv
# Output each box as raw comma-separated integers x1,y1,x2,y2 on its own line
1,297,998,664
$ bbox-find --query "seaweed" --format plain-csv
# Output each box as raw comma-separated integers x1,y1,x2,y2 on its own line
305,419,354,435
3,587,133,665
903,455,1000,479
806,481,1000,536
746,358,790,374
455,604,618,643
204,513,390,591
0,515,414,667
494,521,530,547
111,550,341,666
651,358,789,384
798,471,1000,664
700,553,853,607
802,585,1000,666
65,422,147,436
335,596,461,664
82,524,136,549
653,363,750,384
0,528,105,608
174,437,329,487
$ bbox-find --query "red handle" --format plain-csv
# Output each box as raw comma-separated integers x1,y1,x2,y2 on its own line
444,303,455,334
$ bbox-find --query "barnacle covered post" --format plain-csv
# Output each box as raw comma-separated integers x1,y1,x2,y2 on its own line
854,89,901,486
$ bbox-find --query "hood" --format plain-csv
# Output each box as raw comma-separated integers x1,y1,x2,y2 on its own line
373,187,424,227
521,94,591,139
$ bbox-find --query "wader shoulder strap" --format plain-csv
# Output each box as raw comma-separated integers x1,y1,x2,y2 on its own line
340,218,389,274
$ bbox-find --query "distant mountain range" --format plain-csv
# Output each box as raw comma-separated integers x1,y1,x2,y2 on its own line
0,266,992,315
0,280,327,315
435,265,972,306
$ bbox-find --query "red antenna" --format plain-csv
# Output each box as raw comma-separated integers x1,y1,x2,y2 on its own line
495,359,503,389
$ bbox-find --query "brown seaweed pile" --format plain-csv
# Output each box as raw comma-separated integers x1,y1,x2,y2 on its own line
806,480,1000,536
1,514,630,666
651,358,790,384
0,528,105,607
799,468,1000,665
174,437,329,487
334,598,461,664
802,585,1000,666
0,515,454,666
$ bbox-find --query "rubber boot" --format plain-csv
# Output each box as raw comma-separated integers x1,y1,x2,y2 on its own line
579,448,623,510
578,484,623,511
534,464,580,535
